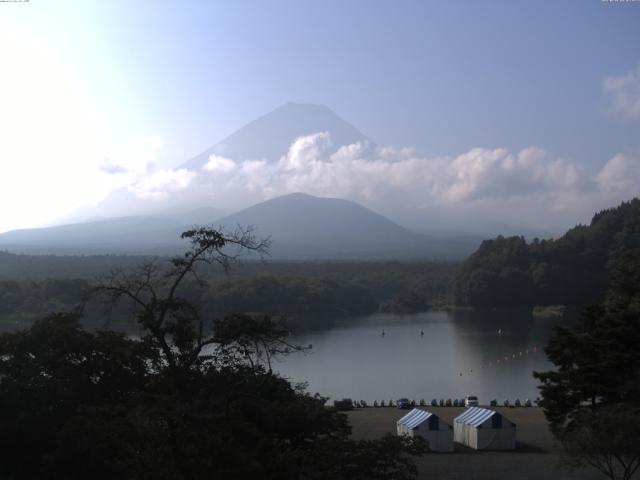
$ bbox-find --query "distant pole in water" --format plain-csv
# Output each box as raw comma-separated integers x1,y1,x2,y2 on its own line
381,329,385,337
420,329,424,336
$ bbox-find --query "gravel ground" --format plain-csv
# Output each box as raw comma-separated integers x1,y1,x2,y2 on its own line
347,407,604,480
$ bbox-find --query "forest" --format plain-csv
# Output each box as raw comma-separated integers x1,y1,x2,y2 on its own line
2,198,639,332
0,257,453,332
449,199,640,307
0,228,428,479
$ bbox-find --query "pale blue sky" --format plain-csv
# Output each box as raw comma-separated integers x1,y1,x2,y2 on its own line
74,0,640,166
1,0,639,231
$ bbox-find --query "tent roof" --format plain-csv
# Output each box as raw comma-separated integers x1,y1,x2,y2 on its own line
454,407,497,427
397,408,434,429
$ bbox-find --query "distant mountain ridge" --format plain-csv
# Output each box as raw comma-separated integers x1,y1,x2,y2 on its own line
216,193,479,260
59,102,539,239
0,193,480,260
0,216,186,255
219,192,408,240
0,207,224,255
67,103,375,223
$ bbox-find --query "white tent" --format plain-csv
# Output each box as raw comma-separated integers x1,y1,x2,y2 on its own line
453,407,516,450
396,408,454,452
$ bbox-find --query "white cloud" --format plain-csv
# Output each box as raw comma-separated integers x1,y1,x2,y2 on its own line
165,132,637,232
129,168,196,199
438,147,584,202
209,132,588,207
280,132,332,171
60,132,639,235
203,154,236,173
597,153,640,194
604,65,640,120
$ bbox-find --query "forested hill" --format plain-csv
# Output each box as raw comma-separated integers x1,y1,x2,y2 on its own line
449,198,640,307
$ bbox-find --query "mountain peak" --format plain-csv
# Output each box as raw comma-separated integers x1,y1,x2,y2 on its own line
273,191,317,200
179,103,373,170
279,101,331,110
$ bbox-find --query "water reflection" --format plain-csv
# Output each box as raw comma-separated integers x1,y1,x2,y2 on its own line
275,310,569,403
0,308,569,404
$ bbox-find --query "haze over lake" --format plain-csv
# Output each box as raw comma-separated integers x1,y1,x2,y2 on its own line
276,310,560,403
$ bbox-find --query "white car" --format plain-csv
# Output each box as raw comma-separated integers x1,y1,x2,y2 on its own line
464,395,479,407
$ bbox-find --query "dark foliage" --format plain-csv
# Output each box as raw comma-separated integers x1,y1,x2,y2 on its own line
450,198,640,307
560,405,640,480
204,276,377,327
533,250,640,433
0,313,153,479
0,262,453,331
333,398,354,411
534,250,640,480
0,227,427,479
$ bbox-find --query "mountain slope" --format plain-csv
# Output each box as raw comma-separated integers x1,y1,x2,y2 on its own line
180,103,373,169
0,193,479,259
219,192,408,241
217,193,477,260
0,210,220,255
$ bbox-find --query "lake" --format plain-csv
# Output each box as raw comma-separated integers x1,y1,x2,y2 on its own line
274,309,567,405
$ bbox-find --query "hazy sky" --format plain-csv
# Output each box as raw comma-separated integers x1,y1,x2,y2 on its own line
1,1,639,233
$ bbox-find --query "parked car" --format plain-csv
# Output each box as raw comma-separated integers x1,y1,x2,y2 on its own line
396,398,411,409
464,395,479,407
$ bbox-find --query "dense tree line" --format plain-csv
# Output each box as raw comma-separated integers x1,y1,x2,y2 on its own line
0,278,92,326
0,228,427,479
202,276,377,328
0,262,454,331
0,251,452,286
0,251,154,280
450,198,640,307
0,276,376,332
534,250,640,480
0,315,426,479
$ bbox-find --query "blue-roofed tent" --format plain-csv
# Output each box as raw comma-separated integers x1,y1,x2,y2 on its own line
396,408,453,452
453,407,516,450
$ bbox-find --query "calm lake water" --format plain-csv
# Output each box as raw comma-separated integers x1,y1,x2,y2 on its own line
274,309,567,404
0,307,567,405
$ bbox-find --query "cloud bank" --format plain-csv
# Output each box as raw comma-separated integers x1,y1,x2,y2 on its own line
118,132,639,233
102,67,638,235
